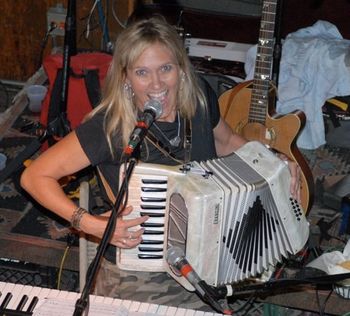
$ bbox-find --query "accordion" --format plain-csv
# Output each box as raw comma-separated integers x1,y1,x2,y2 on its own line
117,141,309,290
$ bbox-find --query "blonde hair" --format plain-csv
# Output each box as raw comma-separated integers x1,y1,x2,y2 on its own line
87,16,206,154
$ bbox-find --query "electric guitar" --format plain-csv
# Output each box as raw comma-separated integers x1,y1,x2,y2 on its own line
219,0,314,213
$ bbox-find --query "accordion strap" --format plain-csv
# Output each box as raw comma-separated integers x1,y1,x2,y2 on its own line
146,117,192,165
96,167,116,204
95,117,192,204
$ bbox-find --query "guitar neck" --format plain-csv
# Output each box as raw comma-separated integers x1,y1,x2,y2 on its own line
250,0,278,123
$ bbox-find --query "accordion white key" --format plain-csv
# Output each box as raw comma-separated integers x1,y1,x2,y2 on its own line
117,141,310,290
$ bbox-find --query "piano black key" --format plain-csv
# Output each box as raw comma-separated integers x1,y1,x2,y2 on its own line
141,197,166,202
16,295,28,311
142,179,167,184
141,187,167,192
26,296,38,313
140,205,165,210
0,292,12,309
140,212,165,217
138,254,163,259
141,222,164,228
143,230,164,235
0,309,33,315
138,247,163,252
141,240,163,245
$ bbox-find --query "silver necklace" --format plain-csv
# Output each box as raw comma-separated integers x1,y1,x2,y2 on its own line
153,111,181,147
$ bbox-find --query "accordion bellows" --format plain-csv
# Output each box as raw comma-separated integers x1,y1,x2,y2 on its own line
118,141,310,290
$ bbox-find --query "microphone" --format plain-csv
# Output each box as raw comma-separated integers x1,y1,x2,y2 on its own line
166,246,206,296
166,246,233,315
123,99,162,156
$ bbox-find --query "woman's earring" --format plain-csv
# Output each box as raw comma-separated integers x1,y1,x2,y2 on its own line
179,73,186,90
181,72,186,82
124,83,134,99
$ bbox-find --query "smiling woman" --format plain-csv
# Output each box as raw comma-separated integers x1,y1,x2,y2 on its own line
20,15,300,312
125,43,181,123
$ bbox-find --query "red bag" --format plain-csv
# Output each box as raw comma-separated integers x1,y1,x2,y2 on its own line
40,52,112,146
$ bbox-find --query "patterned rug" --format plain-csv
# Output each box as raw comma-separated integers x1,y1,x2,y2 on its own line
302,145,350,207
0,112,87,243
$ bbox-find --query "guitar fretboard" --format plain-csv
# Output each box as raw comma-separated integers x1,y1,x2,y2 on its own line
250,0,278,123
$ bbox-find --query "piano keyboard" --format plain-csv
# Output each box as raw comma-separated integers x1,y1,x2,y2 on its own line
0,282,223,315
118,174,169,271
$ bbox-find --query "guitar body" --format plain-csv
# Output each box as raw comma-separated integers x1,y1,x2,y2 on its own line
219,81,314,214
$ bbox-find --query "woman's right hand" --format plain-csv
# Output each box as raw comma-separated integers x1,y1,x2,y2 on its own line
80,205,149,249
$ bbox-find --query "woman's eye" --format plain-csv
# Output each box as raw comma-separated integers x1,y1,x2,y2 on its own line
135,69,147,76
161,64,172,72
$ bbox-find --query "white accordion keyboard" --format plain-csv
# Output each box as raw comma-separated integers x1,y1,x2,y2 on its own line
0,282,223,315
118,141,310,291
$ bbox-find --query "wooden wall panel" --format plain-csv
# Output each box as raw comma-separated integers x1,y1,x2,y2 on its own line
0,0,134,82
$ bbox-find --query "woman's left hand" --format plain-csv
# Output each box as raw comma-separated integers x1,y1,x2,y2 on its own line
277,153,301,202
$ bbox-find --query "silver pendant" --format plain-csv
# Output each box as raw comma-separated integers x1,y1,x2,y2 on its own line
169,136,181,147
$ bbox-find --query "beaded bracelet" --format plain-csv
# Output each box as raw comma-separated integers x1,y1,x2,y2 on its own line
70,206,88,230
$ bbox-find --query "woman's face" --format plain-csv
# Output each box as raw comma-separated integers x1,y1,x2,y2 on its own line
126,42,181,122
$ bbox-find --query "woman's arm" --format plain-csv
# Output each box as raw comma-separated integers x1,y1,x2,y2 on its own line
213,118,300,201
20,131,147,248
213,117,247,157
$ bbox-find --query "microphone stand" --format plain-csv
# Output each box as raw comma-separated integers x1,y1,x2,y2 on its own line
47,0,77,141
73,155,138,316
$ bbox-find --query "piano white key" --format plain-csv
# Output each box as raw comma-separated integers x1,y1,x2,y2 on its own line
0,282,16,305
146,302,160,314
36,286,53,301
174,307,187,316
138,301,151,313
193,311,205,316
121,299,132,310
8,284,33,310
102,296,114,306
139,243,164,249
141,234,164,241
139,207,166,214
6,283,24,309
128,300,141,312
23,285,42,311
156,304,170,315
0,281,16,295
204,312,217,316
0,281,7,292
145,217,165,224
141,191,167,199
91,294,105,304
66,290,80,300
184,309,196,316
165,305,178,315
56,289,70,299
46,288,61,299
111,297,123,308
